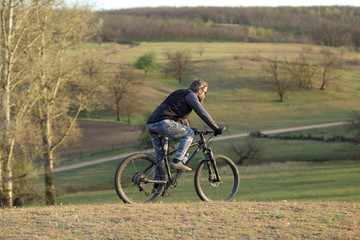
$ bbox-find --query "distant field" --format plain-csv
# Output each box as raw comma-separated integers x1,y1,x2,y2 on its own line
3,202,359,239
90,42,360,132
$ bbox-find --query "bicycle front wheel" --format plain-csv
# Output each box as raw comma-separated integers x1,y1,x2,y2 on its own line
114,153,166,204
194,155,240,202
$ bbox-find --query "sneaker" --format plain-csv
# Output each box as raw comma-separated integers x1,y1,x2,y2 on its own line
170,161,192,171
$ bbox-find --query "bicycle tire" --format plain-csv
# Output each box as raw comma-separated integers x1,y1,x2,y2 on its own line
114,153,166,204
194,155,240,202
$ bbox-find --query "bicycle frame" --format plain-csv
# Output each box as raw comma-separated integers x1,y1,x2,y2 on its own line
151,131,221,191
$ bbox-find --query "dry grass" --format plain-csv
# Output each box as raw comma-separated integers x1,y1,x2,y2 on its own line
1,201,359,239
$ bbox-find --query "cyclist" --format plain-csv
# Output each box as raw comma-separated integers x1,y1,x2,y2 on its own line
146,78,223,172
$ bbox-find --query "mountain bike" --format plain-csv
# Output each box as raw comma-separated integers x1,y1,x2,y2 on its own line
114,128,240,203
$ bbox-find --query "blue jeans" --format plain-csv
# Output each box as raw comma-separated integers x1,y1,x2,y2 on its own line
147,120,194,187
146,119,194,163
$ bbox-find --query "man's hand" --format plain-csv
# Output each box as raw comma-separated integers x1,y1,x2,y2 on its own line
214,127,223,136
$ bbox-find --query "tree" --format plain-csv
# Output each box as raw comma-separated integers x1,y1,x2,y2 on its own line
107,66,136,122
285,50,317,90
318,49,340,90
316,21,348,47
123,94,140,125
32,5,100,206
134,52,157,74
0,0,49,207
166,48,192,83
263,57,291,102
232,137,263,165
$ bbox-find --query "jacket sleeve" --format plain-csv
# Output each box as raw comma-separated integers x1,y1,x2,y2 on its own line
185,92,219,131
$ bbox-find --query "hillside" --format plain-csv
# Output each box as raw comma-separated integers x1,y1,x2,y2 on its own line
2,202,359,239
98,6,360,48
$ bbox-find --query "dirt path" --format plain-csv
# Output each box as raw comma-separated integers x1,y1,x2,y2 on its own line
54,121,350,173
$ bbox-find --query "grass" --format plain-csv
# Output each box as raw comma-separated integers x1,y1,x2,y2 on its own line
52,160,360,205
3,201,359,239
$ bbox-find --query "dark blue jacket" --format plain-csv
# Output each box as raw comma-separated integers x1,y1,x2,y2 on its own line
147,89,219,131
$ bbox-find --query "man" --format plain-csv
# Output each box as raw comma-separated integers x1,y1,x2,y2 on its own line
146,78,223,172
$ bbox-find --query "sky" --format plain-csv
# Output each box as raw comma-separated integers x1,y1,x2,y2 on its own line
65,0,360,11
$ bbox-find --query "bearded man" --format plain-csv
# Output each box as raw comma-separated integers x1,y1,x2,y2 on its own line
146,78,223,172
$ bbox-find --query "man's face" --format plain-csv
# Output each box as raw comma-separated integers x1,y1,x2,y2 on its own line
197,87,207,103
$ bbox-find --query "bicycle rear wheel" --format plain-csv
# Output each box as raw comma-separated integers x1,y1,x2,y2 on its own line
194,155,239,202
114,153,166,203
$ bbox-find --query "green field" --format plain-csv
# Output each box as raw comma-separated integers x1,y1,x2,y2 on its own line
49,42,360,205
53,159,360,205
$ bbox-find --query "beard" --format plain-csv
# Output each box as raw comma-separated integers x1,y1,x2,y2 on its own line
198,94,205,104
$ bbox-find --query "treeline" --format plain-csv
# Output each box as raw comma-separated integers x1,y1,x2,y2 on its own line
97,7,360,48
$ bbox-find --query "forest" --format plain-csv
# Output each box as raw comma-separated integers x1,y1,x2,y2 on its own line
97,6,360,49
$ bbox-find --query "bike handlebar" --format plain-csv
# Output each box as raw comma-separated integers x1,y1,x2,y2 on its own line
194,126,227,135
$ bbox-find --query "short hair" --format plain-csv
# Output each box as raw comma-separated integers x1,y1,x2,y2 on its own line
188,78,208,92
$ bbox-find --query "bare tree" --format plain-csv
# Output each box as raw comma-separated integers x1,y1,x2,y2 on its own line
0,0,50,207
317,21,348,47
285,52,317,90
32,5,100,205
318,49,340,90
166,48,193,83
107,66,136,122
263,57,291,102
123,94,140,125
232,137,263,165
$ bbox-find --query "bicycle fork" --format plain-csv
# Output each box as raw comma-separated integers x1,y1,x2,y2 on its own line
203,148,222,184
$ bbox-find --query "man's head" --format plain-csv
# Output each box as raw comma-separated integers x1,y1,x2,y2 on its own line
189,78,208,103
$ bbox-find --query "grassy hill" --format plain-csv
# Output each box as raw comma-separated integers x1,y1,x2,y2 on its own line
2,202,359,239
94,41,360,131
50,41,360,205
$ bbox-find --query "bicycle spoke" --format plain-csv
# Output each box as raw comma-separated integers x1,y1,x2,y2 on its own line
195,155,239,202
115,154,166,203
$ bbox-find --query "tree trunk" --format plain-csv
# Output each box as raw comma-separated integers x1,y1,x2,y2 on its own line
116,102,121,121
2,154,14,207
1,0,15,208
1,139,15,207
42,113,56,206
320,82,325,91
44,149,56,206
42,105,57,206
